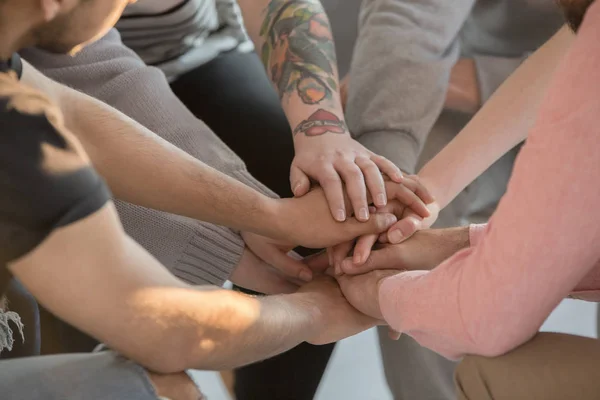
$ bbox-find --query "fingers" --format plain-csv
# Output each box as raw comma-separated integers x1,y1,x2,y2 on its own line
290,165,311,197
318,166,347,222
351,234,378,266
330,241,355,275
355,156,387,208
386,214,422,244
385,182,430,219
303,251,330,274
388,328,401,340
340,246,397,275
346,212,397,240
371,154,403,182
399,174,435,204
335,160,369,221
268,248,314,282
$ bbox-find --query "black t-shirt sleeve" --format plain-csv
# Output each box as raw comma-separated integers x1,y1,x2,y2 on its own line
0,98,111,268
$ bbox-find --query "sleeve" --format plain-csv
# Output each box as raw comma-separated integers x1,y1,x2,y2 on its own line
346,0,476,173
473,54,527,103
0,102,110,266
377,9,600,359
20,30,250,284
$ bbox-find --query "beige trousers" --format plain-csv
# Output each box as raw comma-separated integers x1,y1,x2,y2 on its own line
456,332,600,400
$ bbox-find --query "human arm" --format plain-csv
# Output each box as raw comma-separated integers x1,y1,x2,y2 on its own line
238,0,403,221
0,81,377,372
19,59,405,249
372,13,600,359
10,205,377,372
418,26,574,210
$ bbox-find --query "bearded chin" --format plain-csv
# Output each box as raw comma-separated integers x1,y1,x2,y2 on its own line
556,0,596,31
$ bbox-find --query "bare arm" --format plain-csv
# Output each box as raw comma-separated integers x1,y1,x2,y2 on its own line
419,26,575,209
238,0,403,223
20,60,400,248
9,203,375,372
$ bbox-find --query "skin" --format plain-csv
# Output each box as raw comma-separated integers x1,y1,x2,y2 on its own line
0,0,378,379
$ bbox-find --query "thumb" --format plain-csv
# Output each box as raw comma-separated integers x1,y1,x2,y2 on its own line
340,246,397,275
290,165,311,197
386,214,422,244
347,212,397,238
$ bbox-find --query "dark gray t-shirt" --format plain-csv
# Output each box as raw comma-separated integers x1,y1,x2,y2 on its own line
0,54,110,297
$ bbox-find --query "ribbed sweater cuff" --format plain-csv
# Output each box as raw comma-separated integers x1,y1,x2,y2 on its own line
174,223,245,286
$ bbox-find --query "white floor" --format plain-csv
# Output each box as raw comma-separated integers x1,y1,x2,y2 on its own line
191,299,598,400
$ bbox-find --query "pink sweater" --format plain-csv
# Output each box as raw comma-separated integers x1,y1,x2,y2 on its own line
378,3,600,360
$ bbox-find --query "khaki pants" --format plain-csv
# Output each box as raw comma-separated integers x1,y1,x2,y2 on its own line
455,332,600,400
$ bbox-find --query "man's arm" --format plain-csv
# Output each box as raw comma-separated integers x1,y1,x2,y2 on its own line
9,203,377,372
346,0,476,174
20,60,400,249
238,0,403,222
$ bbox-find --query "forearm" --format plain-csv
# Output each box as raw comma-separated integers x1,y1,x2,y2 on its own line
347,0,475,173
419,26,575,208
239,0,347,137
20,61,281,238
171,290,316,371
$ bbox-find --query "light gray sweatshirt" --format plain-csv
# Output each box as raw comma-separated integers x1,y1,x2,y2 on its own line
347,0,564,174
21,30,277,286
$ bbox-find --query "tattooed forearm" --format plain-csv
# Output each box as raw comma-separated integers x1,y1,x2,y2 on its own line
293,109,347,136
260,0,339,105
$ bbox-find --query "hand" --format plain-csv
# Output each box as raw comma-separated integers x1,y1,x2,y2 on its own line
295,276,380,345
229,248,300,295
241,232,314,282
328,176,437,271
336,270,400,320
445,58,481,114
273,187,399,248
340,227,470,276
291,132,403,223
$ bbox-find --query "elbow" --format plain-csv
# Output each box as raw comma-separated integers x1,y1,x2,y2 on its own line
118,331,199,374
127,346,189,375
468,325,538,358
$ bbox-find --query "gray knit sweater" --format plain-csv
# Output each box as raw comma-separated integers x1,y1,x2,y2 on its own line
21,29,277,286
347,0,564,174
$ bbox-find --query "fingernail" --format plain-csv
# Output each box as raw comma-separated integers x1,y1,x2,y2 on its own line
359,208,369,221
293,184,301,195
300,270,313,282
376,194,387,207
353,252,362,264
388,229,404,243
385,214,397,226
336,209,346,222
335,264,342,276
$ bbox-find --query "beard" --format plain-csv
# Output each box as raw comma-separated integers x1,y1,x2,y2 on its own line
556,0,596,31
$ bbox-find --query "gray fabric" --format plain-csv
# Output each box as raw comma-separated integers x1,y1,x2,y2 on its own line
0,351,160,400
21,29,278,287
347,0,563,174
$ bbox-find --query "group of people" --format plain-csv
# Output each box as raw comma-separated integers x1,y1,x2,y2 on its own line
0,0,599,399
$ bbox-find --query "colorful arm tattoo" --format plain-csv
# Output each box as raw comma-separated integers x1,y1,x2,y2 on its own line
260,0,340,106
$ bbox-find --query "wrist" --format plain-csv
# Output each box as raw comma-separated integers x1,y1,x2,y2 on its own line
440,226,471,253
270,292,322,341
